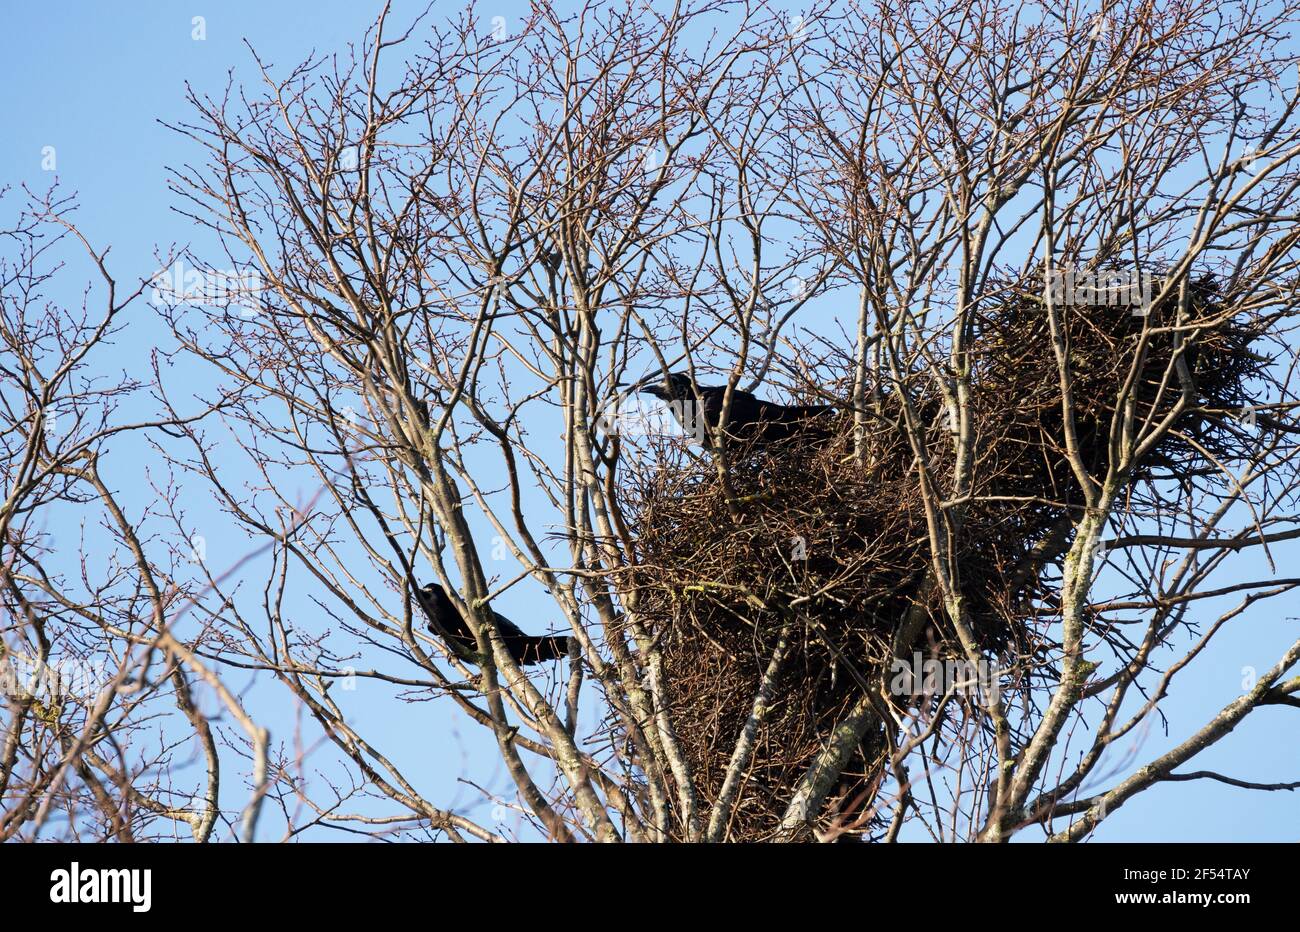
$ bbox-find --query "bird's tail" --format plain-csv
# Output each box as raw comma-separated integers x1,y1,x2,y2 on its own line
512,634,573,665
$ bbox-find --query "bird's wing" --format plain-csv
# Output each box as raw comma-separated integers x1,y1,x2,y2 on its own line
492,608,529,640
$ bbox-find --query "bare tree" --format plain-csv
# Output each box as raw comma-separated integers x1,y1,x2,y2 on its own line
0,187,270,841
5,0,1300,843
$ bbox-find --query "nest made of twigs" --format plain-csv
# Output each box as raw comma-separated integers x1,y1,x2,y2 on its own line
619,275,1269,841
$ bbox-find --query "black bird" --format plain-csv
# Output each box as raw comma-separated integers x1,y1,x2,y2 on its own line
634,372,836,445
417,583,571,666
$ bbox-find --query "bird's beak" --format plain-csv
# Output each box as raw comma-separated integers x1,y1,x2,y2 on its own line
618,376,657,396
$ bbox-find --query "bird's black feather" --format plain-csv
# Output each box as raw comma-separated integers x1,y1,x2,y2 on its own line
636,372,836,445
417,583,571,666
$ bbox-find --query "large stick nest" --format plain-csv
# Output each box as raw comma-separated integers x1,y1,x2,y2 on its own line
620,275,1271,841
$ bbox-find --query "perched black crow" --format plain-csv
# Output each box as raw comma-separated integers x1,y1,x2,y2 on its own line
635,372,836,445
417,582,570,666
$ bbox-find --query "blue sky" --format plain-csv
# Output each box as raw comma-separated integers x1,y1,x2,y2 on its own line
2,1,1296,841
